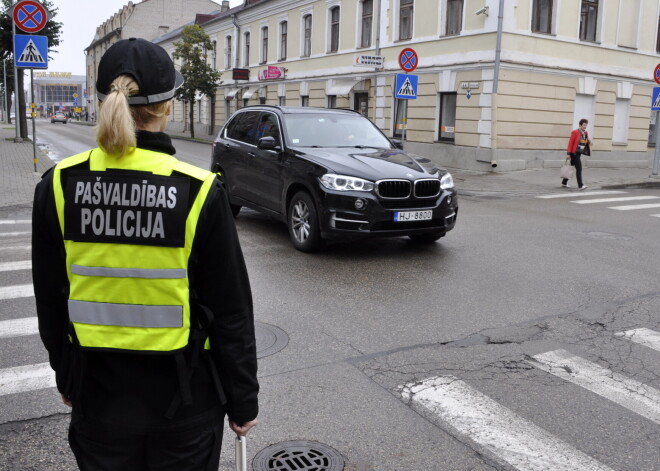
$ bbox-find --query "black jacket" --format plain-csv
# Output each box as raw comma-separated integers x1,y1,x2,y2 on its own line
32,131,258,431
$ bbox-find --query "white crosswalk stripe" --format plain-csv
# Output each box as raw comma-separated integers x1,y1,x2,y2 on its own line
0,317,38,338
616,328,660,352
0,363,55,396
0,284,34,300
401,376,614,471
0,245,31,252
0,231,31,237
609,203,660,211
536,190,626,199
529,349,660,425
570,196,660,205
0,220,31,225
0,260,31,272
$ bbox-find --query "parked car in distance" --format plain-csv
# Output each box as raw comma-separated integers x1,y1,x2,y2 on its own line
51,112,68,124
211,105,458,252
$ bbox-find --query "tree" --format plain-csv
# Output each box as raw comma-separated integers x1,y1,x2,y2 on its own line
0,0,62,138
173,24,221,139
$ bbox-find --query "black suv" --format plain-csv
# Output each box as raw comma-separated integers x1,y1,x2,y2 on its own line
211,106,458,252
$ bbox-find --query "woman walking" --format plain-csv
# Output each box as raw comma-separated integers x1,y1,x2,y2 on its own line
562,118,591,190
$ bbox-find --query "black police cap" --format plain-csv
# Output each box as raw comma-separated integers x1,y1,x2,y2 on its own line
96,38,184,105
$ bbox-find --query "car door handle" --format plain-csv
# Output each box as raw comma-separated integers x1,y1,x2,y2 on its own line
248,152,256,158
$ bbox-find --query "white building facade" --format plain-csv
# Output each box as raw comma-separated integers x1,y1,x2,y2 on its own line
156,0,660,171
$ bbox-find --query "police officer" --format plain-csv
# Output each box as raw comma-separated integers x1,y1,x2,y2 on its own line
32,38,258,470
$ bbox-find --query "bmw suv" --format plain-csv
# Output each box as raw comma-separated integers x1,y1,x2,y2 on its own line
211,105,458,252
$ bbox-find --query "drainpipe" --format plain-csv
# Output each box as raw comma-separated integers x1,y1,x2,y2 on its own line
232,14,240,70
490,0,505,168
373,0,382,122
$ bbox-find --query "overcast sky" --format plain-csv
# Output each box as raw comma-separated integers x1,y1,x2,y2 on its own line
44,0,241,76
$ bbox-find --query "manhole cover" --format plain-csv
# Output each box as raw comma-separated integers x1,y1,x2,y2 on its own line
253,440,345,471
255,321,288,358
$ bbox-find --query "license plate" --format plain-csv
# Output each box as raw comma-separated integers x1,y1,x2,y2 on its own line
393,210,433,222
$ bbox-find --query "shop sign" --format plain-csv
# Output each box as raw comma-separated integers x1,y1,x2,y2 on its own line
233,68,250,80
354,55,384,67
460,82,480,89
258,66,286,81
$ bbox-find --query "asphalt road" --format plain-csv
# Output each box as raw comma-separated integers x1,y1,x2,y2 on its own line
2,121,660,470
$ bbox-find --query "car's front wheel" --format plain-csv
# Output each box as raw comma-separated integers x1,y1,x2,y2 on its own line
288,191,323,252
408,232,444,244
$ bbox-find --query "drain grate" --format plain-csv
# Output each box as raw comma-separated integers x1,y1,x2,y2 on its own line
252,440,345,471
255,321,289,358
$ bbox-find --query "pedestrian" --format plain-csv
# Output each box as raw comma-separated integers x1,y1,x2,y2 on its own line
562,118,592,190
32,38,259,471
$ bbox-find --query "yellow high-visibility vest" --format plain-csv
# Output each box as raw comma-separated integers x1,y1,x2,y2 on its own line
52,147,216,352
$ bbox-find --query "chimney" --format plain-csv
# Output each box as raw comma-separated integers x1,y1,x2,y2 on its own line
221,0,230,11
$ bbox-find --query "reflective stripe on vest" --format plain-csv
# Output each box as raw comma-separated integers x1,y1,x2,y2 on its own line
53,148,216,352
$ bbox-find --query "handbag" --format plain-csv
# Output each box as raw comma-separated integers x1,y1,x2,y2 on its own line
560,160,575,179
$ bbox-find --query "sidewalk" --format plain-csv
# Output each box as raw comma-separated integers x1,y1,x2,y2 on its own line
1,122,658,210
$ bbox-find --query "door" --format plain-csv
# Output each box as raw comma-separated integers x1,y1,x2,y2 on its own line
221,111,261,204
354,92,369,117
250,111,285,213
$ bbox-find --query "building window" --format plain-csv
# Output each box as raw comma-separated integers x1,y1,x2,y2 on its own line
212,40,217,69
580,0,598,42
361,0,373,48
280,21,288,60
649,111,657,147
303,14,312,57
301,95,309,107
329,6,340,53
438,92,457,142
446,0,463,36
327,95,337,108
399,0,413,40
393,99,406,138
612,98,630,145
244,32,250,66
532,0,553,34
261,27,268,63
225,36,232,69
260,96,267,105
279,96,286,106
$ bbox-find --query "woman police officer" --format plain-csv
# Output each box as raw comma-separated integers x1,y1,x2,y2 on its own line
32,38,258,470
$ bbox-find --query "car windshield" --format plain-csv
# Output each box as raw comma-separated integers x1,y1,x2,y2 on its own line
283,113,393,148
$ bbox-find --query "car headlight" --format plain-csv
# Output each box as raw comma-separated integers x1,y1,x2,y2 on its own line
320,174,375,192
440,172,454,190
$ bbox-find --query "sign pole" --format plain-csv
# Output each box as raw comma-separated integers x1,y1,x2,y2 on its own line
12,2,22,142
653,110,660,176
30,68,37,171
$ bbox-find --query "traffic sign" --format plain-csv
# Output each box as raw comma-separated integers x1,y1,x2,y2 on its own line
13,0,48,33
652,87,660,110
654,64,660,85
14,34,48,69
395,74,418,99
398,48,418,72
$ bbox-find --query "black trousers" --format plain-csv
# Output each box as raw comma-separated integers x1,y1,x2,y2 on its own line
69,415,224,471
561,153,583,188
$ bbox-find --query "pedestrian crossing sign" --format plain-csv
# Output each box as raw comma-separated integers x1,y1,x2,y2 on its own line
395,74,418,100
652,87,660,111
14,34,48,69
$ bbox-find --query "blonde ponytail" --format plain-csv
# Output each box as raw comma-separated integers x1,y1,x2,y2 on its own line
96,75,139,158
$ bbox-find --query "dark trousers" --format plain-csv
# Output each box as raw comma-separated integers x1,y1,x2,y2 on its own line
561,153,583,188
69,416,224,471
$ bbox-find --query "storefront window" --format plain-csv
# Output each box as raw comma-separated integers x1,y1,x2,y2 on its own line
438,92,457,142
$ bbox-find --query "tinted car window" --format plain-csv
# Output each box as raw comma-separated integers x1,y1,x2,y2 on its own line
226,111,260,145
255,112,281,143
283,113,392,148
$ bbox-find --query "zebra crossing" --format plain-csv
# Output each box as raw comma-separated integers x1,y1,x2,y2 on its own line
536,189,660,218
399,329,660,471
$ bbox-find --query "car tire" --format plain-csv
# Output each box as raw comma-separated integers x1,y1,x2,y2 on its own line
288,191,323,252
408,232,444,244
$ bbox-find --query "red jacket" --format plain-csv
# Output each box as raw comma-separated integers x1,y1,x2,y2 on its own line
567,128,590,155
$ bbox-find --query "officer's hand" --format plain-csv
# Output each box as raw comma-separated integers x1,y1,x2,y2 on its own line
61,394,72,408
229,419,258,436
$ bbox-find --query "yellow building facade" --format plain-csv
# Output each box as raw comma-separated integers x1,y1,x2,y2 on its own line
156,0,660,171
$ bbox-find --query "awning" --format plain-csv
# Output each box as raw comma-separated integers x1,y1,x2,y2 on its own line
326,80,361,97
225,88,241,101
242,86,264,100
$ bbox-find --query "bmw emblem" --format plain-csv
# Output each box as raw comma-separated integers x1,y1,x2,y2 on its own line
407,173,414,179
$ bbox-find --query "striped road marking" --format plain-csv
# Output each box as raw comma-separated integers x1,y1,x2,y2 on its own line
0,220,31,225
401,376,614,471
570,196,660,205
529,350,660,425
653,214,660,218
0,261,31,272
0,363,55,396
0,232,30,238
0,317,38,339
0,284,34,300
609,203,660,211
536,191,626,199
0,246,30,252
616,328,660,353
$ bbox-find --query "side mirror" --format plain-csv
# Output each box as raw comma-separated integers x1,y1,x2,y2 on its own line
391,139,403,150
257,136,280,150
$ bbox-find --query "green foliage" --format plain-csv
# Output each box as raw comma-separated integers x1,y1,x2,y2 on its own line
172,24,221,102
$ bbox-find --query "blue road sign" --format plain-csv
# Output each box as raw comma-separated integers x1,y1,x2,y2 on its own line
395,74,418,100
14,34,48,69
652,87,660,111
